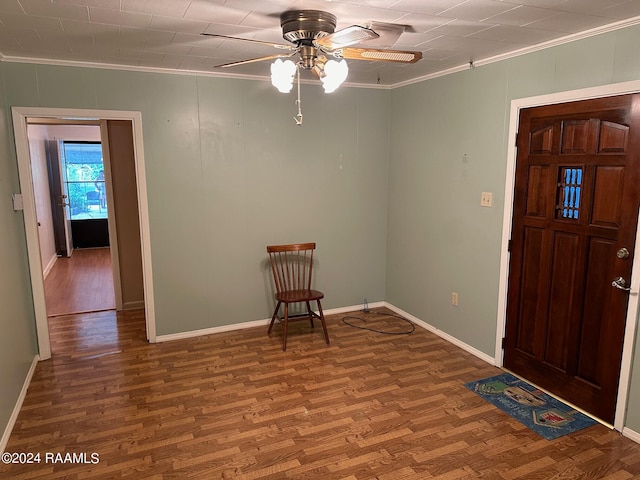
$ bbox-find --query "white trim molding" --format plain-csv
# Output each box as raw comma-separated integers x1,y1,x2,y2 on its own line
393,16,640,88
496,80,640,433
3,15,640,91
385,303,496,366
155,302,386,343
42,254,57,279
11,106,157,358
156,300,494,364
156,318,271,343
623,427,640,444
123,301,146,311
1,356,39,454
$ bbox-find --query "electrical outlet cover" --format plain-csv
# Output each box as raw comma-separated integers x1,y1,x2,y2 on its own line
481,192,493,207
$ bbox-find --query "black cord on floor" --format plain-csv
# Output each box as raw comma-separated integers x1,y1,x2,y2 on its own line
342,309,415,335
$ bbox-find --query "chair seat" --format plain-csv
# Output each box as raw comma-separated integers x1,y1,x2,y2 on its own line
276,289,324,303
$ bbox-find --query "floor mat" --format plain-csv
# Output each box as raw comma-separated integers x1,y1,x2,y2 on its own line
465,372,598,440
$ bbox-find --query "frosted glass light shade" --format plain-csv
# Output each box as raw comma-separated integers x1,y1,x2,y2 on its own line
271,59,297,93
321,59,348,93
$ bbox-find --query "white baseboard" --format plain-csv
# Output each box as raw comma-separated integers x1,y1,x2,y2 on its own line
322,301,385,315
156,301,491,363
156,318,270,343
155,302,385,343
123,300,145,311
384,302,496,366
623,426,640,444
1,355,39,454
42,254,57,279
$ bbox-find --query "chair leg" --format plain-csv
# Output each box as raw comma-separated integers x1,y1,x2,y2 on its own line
317,299,329,345
268,301,281,334
306,301,314,328
282,303,289,352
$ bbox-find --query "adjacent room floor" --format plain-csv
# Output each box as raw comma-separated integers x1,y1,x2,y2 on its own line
3,308,640,479
44,247,115,317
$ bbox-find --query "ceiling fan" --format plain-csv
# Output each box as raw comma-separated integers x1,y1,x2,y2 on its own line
200,10,422,88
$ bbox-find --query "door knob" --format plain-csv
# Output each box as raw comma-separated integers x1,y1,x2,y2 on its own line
612,276,631,291
617,247,630,259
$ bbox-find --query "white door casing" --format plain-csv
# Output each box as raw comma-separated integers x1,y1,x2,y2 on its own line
12,107,157,360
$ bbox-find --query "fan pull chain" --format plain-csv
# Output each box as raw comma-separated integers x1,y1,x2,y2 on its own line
294,65,303,126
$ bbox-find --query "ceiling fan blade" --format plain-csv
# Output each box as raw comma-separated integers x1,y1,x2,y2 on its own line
214,53,297,68
365,21,408,47
315,25,379,49
200,33,295,51
337,47,422,64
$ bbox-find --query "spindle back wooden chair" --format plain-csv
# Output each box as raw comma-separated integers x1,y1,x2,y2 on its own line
266,242,330,351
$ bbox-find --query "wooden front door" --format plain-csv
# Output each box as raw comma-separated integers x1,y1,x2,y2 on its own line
504,94,640,423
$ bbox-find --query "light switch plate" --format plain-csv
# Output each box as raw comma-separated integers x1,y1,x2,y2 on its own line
481,192,493,207
12,193,23,211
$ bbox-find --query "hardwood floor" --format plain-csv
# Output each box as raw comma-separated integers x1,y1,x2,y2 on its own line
44,248,115,317
3,308,640,479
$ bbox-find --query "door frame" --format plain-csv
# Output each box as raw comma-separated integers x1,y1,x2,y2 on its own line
99,121,123,311
57,138,74,257
12,107,157,359
496,80,640,432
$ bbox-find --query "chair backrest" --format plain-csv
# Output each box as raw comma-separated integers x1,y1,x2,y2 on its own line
267,243,316,294
86,191,100,201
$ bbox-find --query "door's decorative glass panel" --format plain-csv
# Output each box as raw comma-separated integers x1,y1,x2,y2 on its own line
556,167,582,220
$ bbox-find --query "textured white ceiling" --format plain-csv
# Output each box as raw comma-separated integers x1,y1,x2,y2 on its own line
1,0,640,86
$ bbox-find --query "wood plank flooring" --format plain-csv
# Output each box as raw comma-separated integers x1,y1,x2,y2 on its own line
3,309,640,479
44,247,115,317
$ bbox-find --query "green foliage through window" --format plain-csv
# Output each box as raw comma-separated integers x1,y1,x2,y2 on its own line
62,142,107,220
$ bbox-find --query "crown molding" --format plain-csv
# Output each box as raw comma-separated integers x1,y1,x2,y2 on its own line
0,54,392,90
2,14,640,90
390,14,640,89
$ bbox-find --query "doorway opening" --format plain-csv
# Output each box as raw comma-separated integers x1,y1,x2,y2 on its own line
13,107,156,361
27,121,116,318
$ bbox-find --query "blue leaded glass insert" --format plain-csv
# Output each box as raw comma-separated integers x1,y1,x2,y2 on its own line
558,167,582,220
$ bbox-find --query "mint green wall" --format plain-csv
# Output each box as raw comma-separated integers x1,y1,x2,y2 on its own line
387,25,640,431
1,62,390,336
387,62,509,355
0,62,39,438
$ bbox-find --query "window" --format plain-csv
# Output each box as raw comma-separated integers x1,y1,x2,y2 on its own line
62,142,107,220
557,167,582,220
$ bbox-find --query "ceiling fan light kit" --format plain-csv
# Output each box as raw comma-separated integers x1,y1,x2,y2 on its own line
201,10,421,122
270,59,297,93
320,59,349,93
